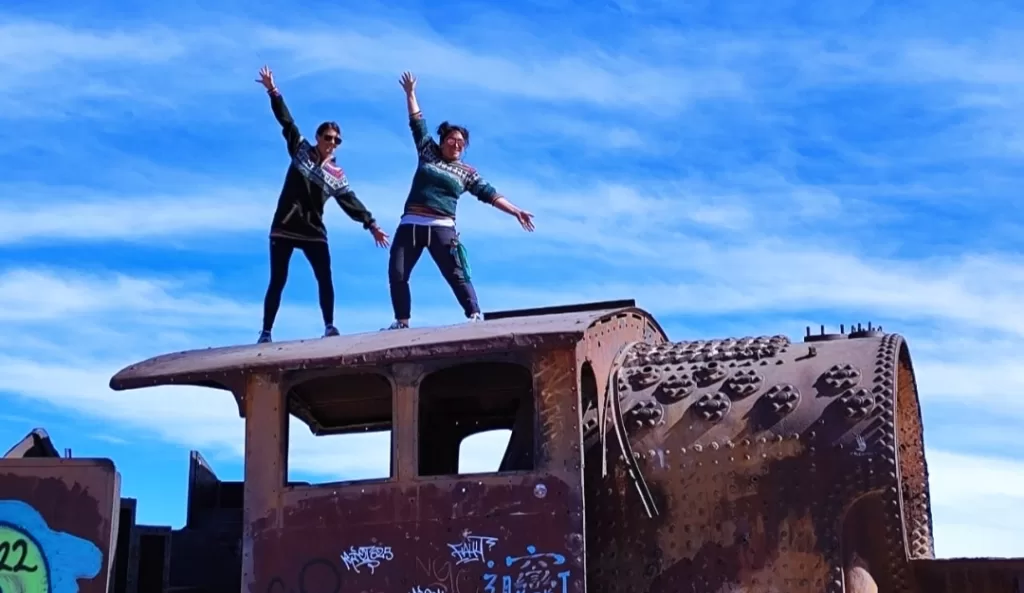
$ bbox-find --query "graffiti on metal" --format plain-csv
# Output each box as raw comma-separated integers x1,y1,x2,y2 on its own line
415,554,475,593
339,545,394,575
447,532,498,566
265,558,343,593
0,499,102,593
483,545,570,593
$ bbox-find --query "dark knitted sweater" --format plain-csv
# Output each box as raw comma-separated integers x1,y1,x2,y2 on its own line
267,90,376,242
400,113,498,220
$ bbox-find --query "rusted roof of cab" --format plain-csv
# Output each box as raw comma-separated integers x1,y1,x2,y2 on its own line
109,304,654,391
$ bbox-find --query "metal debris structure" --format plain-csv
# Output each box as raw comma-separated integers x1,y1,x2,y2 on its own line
2,300,1023,593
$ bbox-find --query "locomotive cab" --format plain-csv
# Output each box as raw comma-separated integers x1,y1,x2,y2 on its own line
108,299,660,593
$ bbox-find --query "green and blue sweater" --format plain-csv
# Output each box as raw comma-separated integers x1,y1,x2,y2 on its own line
400,114,498,221
267,90,377,242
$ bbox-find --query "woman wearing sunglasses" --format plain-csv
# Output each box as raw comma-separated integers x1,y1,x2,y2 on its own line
255,65,390,344
384,71,536,330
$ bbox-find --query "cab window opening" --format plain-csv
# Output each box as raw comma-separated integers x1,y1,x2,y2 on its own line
418,361,536,477
284,371,394,486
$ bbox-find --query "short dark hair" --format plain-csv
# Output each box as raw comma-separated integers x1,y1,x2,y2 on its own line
437,121,470,147
316,121,341,139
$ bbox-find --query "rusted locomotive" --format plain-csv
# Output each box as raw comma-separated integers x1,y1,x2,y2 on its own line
2,299,1023,593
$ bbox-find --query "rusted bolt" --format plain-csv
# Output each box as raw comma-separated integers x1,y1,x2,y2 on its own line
840,387,874,421
724,369,763,398
692,392,731,422
693,361,728,385
657,373,695,402
823,364,861,390
765,384,800,415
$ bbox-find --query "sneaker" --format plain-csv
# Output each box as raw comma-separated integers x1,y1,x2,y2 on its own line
469,313,483,322
323,324,340,338
382,320,410,331
257,330,272,344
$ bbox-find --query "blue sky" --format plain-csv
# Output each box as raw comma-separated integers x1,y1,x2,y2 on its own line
2,0,1024,559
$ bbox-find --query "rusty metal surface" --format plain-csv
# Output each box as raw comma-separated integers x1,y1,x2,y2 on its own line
238,345,592,593
581,332,932,592
252,477,581,593
912,558,1024,593
2,428,59,458
109,305,656,393
88,299,1024,591
0,458,120,593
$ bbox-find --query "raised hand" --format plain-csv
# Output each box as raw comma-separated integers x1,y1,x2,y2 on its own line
515,209,535,232
256,65,276,91
399,71,417,95
370,225,391,248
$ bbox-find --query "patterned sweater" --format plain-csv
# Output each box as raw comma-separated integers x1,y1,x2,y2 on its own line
401,114,498,220
267,91,376,242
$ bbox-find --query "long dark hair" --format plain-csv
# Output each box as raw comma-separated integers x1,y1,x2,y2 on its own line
437,121,470,146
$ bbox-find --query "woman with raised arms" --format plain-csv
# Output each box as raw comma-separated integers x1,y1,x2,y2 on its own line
255,65,390,343
384,71,535,330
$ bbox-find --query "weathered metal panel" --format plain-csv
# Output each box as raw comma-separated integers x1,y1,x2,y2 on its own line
111,498,137,593
132,526,172,593
576,312,668,593
251,477,582,593
912,558,1024,593
0,458,120,593
2,428,59,459
240,344,588,593
531,348,587,593
108,307,652,392
583,332,930,592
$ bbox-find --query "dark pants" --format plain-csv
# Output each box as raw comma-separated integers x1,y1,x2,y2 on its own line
262,237,334,332
388,224,480,320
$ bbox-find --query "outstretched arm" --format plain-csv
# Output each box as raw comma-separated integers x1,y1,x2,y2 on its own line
257,65,303,156
400,71,432,151
334,180,391,247
492,196,535,232
466,172,536,232
334,190,375,228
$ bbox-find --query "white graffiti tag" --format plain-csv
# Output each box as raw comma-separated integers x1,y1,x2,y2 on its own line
447,531,499,565
410,588,445,593
340,545,394,574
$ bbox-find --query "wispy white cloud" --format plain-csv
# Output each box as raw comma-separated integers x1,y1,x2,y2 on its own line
6,6,1016,124
0,14,747,121
928,449,1024,557
0,188,267,246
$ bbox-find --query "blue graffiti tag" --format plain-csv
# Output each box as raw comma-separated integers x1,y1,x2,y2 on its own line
482,546,570,593
0,500,102,593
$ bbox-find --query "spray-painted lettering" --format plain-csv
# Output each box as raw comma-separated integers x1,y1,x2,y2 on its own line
482,545,570,593
415,556,473,593
447,532,498,565
410,587,446,593
340,545,394,575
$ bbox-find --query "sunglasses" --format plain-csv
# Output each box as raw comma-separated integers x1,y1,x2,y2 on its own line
321,134,342,145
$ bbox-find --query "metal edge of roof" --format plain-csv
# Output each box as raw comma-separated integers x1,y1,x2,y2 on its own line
108,305,658,392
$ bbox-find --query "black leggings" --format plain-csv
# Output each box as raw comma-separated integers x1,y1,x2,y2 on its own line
262,237,334,332
388,224,480,320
